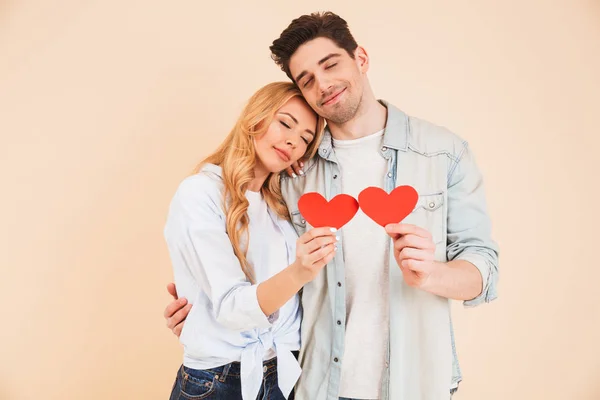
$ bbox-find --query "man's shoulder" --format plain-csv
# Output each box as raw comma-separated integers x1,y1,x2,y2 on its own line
279,156,326,211
406,115,467,159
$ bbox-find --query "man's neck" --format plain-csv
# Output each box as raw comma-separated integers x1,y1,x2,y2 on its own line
327,95,387,141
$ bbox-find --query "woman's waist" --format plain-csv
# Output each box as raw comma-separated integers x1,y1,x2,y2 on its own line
183,350,300,378
181,309,301,361
181,327,301,357
183,294,302,339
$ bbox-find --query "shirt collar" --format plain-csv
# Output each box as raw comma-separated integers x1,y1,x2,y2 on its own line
316,99,409,161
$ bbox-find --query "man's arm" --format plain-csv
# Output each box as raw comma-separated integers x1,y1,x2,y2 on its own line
386,224,484,301
164,283,190,337
386,142,499,303
445,141,499,305
423,259,484,301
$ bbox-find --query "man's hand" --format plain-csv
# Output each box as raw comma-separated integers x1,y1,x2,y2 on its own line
385,223,445,290
164,283,191,337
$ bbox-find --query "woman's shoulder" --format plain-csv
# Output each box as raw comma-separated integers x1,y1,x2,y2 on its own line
173,164,225,209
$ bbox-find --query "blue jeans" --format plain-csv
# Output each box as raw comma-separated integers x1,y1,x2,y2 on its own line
170,356,294,400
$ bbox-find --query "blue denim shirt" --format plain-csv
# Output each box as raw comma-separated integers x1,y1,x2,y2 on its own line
279,100,499,399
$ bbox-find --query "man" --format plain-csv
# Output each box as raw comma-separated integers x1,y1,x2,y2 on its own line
163,11,499,400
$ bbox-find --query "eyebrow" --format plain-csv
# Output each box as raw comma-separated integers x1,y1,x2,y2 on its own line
279,112,316,136
280,112,298,124
294,53,342,83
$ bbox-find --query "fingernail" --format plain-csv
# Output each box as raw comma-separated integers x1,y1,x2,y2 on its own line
300,161,304,167
330,227,337,232
292,173,298,178
299,169,304,175
335,236,340,241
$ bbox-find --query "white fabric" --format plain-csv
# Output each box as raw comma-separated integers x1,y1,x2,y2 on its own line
333,129,391,399
164,164,302,400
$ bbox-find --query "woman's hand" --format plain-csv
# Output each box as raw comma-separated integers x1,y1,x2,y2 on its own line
292,227,338,284
285,158,306,178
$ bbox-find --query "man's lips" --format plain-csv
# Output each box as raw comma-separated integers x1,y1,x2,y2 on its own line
274,147,291,162
322,88,346,106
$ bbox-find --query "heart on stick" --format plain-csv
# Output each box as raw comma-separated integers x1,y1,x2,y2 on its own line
358,186,419,227
297,192,359,230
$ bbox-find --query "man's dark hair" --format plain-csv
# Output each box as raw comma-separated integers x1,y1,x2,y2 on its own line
270,12,358,82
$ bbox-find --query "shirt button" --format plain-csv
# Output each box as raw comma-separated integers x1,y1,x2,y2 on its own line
334,357,339,362
263,366,267,373
337,320,342,325
333,174,338,179
429,202,435,208
387,172,392,178
337,282,342,287
301,219,306,224
382,146,387,151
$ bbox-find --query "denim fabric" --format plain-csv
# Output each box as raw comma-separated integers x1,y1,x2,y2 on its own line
170,356,296,400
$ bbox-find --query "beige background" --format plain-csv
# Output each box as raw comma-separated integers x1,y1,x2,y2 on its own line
1,1,599,399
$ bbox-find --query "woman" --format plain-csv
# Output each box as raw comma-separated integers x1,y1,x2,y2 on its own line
165,82,337,400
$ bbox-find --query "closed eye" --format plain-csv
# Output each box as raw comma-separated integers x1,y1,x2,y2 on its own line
325,63,337,69
280,121,290,129
303,77,313,88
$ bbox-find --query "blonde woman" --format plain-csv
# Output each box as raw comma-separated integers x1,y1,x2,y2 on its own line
165,82,336,400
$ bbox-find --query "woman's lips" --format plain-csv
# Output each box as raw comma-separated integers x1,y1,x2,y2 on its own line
274,147,291,162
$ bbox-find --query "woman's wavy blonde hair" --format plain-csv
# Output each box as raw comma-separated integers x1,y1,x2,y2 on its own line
193,82,325,284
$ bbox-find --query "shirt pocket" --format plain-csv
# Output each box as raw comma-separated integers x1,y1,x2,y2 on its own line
408,191,445,245
290,210,308,236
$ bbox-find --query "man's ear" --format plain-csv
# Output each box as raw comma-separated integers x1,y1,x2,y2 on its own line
354,46,370,73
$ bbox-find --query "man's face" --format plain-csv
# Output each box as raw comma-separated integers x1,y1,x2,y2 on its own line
289,37,367,125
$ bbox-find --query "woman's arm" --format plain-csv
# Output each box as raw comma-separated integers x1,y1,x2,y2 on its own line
165,175,273,330
257,226,338,316
164,174,336,331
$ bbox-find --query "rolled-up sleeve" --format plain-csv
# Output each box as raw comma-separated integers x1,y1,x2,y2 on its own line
164,174,273,330
446,142,500,307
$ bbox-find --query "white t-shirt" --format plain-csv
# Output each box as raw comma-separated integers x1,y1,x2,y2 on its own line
245,189,298,360
333,129,390,399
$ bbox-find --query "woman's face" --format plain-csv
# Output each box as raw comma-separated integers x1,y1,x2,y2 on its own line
254,96,317,175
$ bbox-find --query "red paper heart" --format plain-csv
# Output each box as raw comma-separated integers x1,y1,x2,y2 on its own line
358,186,419,227
298,192,359,229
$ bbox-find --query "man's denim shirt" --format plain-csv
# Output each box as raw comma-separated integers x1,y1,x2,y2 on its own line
279,100,499,400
